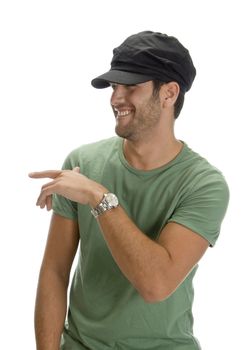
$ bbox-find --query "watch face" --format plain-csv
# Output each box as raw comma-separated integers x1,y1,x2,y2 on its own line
106,193,119,207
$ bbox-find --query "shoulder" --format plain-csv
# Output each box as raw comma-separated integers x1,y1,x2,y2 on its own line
62,136,120,168
182,143,229,191
179,143,230,219
169,143,230,246
71,136,119,157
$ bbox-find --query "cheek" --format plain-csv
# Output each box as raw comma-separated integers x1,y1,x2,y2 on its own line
136,97,154,112
110,92,115,106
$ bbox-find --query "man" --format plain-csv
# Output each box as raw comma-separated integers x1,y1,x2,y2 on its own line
30,31,229,350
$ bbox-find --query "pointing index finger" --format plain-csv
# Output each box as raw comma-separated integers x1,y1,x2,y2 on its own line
28,170,62,179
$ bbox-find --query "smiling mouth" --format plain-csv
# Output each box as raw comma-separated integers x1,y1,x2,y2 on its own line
117,111,131,117
114,109,133,118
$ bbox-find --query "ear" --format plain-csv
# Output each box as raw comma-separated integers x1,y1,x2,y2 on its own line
160,82,180,109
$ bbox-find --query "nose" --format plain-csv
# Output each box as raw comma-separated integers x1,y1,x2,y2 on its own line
110,84,127,107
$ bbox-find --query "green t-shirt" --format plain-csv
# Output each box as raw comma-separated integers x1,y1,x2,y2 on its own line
53,137,229,350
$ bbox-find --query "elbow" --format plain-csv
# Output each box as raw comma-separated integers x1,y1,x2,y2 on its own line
139,283,175,304
133,263,179,303
142,291,171,304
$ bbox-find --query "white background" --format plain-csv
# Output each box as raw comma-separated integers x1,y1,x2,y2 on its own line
0,0,249,349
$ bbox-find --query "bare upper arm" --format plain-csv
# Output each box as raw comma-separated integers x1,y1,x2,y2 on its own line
40,213,80,284
156,222,209,295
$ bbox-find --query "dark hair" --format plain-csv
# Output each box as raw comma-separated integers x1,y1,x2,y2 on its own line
152,80,185,119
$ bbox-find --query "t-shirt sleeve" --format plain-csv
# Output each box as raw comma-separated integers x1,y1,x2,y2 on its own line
168,172,230,246
52,151,78,221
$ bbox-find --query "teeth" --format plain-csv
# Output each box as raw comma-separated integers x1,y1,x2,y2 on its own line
117,110,131,116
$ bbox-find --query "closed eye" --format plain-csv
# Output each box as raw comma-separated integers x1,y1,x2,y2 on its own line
110,83,117,90
110,83,137,90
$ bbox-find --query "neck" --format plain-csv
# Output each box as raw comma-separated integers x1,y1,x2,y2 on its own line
123,132,183,171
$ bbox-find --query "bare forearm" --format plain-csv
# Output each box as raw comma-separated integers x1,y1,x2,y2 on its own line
35,269,68,350
97,206,172,302
30,170,208,305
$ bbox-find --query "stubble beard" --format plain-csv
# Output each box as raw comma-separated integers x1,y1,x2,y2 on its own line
115,95,161,142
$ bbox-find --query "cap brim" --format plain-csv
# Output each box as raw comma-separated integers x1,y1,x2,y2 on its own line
91,70,153,89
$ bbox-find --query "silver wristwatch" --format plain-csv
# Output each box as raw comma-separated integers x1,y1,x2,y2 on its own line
91,193,119,218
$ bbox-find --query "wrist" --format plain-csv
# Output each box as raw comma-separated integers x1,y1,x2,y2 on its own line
87,183,107,208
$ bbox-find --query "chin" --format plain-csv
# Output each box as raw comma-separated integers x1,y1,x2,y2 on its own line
116,131,139,143
115,127,127,138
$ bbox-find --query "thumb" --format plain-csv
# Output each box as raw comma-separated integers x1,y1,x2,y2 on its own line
73,166,80,173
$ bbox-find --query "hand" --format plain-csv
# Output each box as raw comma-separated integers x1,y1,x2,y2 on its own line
29,167,106,211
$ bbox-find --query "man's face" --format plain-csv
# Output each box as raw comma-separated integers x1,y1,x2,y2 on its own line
110,81,161,142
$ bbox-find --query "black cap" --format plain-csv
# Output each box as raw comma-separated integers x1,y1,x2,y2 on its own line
91,31,196,93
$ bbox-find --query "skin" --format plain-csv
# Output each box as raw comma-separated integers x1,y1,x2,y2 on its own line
112,82,162,142
30,81,209,350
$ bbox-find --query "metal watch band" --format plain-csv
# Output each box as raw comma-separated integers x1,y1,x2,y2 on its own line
91,193,119,218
